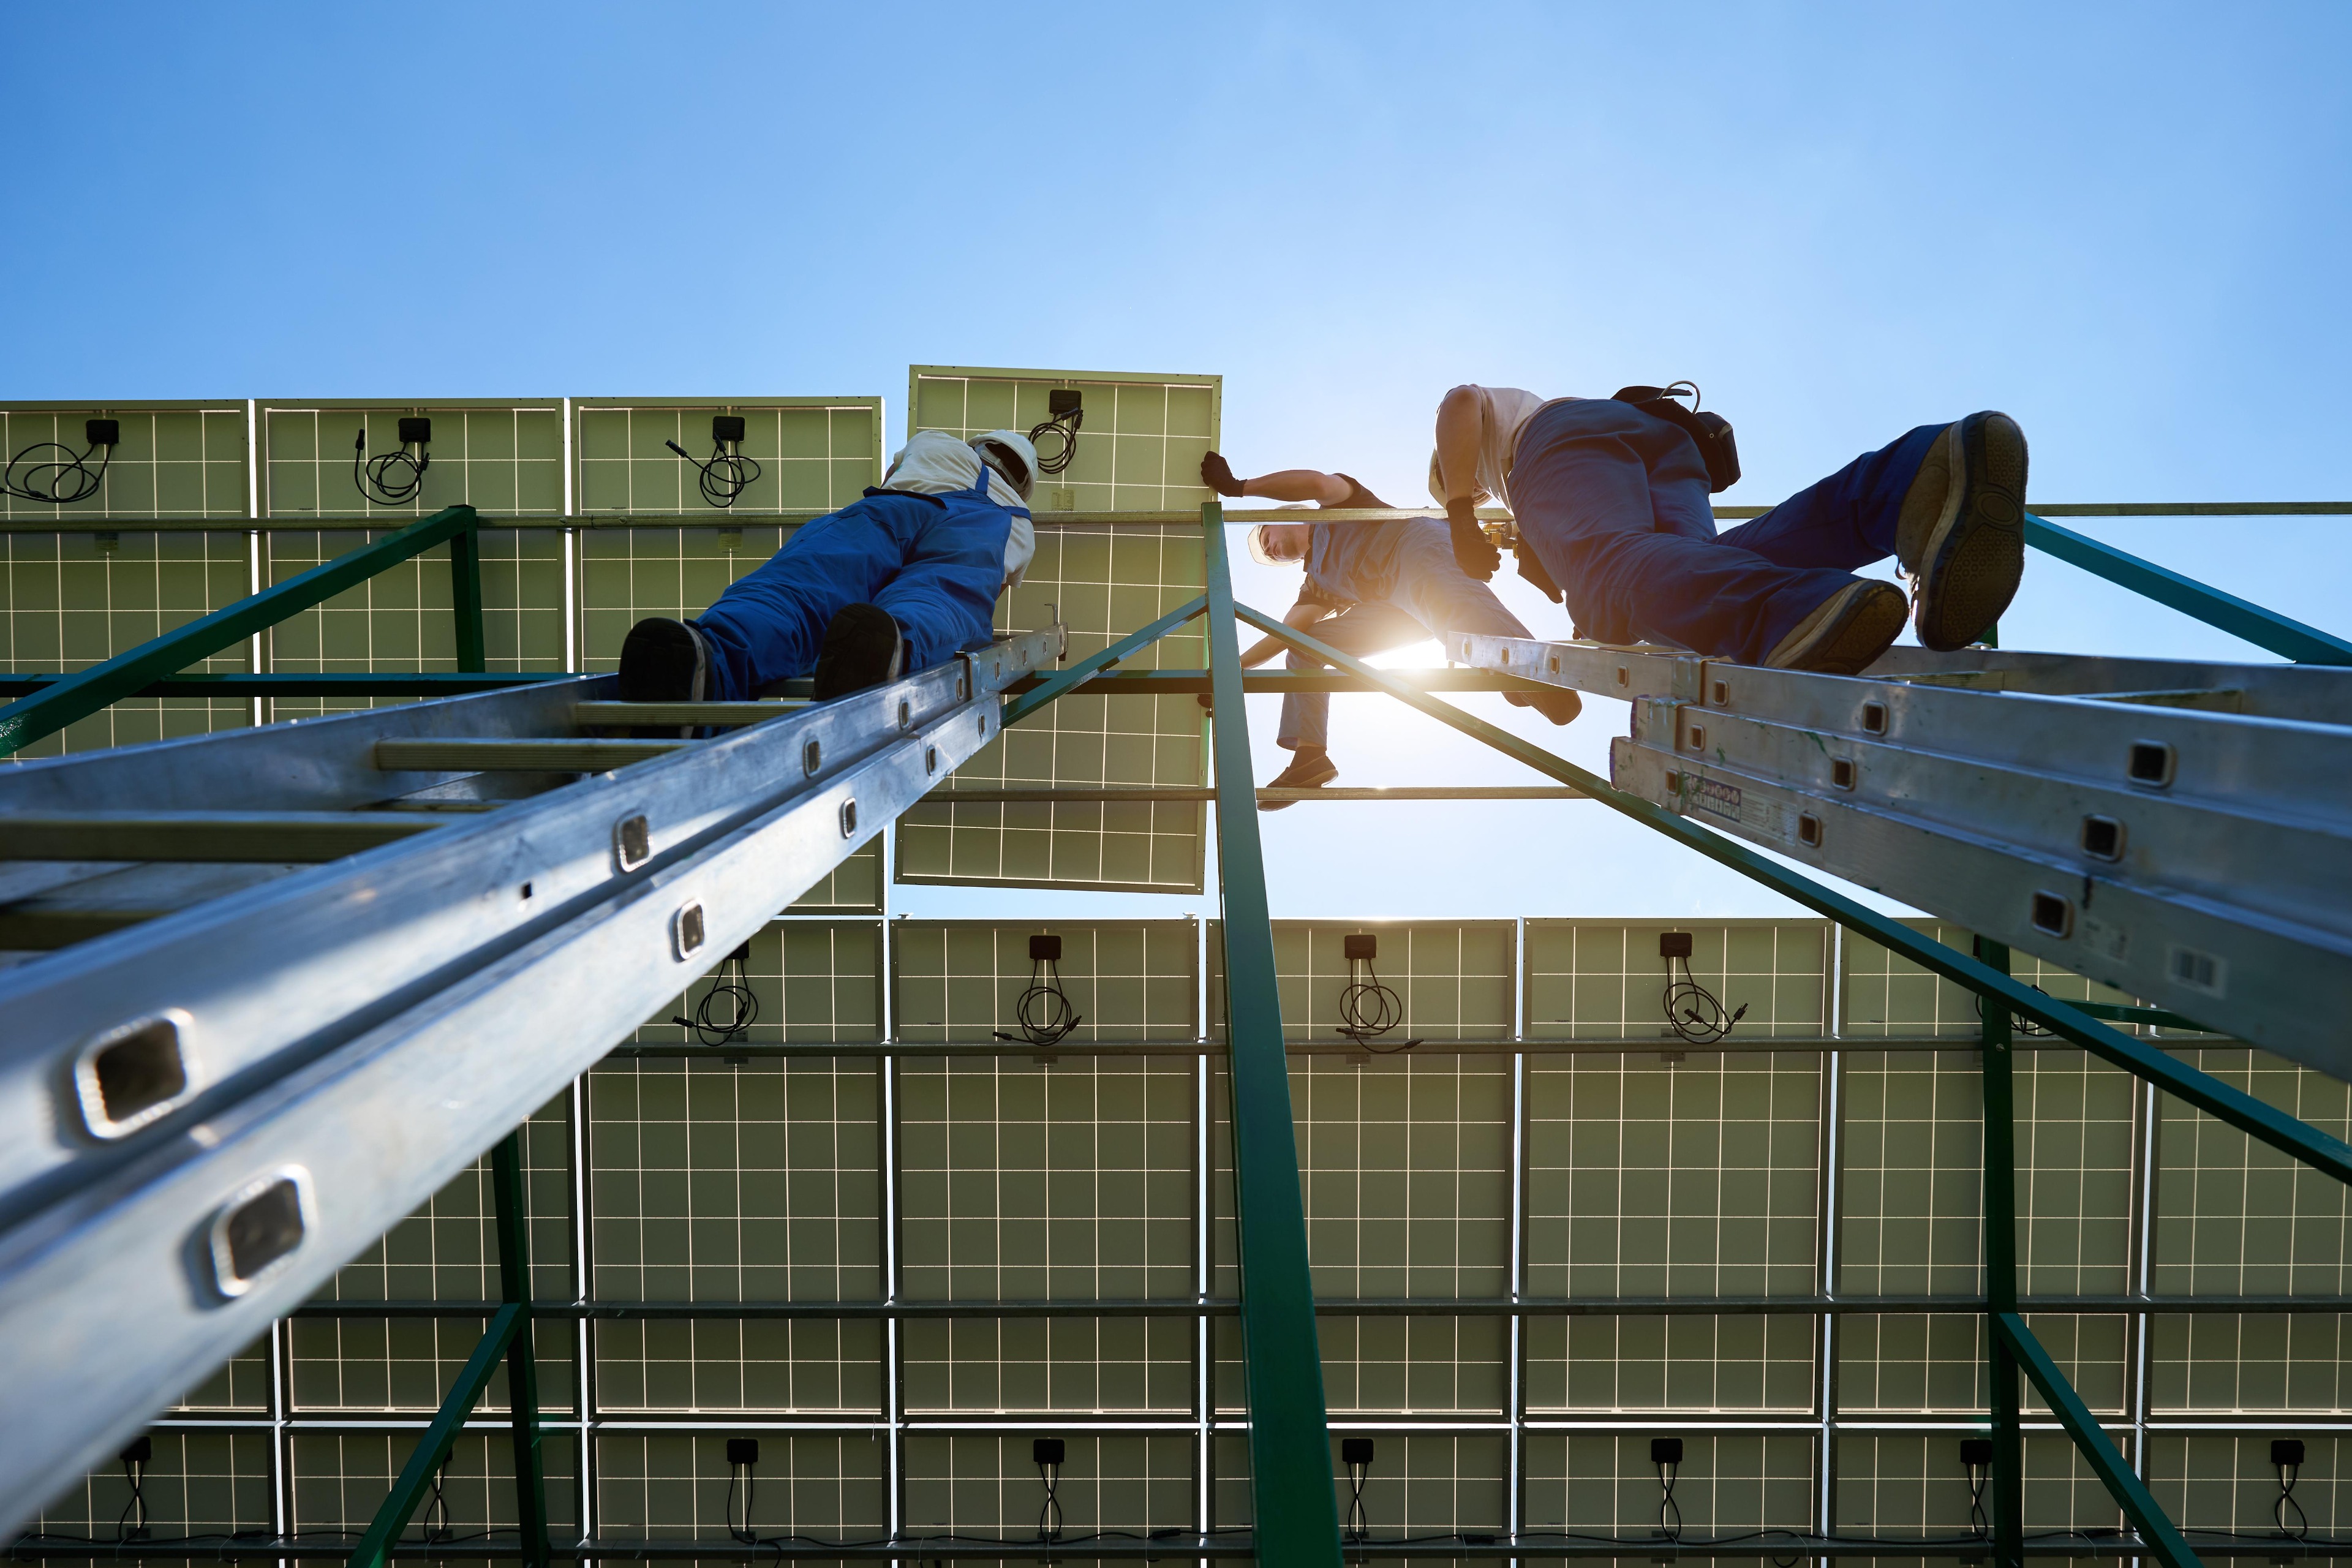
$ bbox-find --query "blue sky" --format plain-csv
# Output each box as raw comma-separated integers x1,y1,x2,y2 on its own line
7,1,2347,921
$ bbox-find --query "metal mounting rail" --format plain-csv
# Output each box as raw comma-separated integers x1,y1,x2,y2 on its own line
0,625,1063,1536
1438,631,2352,1071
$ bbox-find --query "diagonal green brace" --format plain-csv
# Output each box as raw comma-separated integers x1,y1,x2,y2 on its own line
2025,513,2352,665
1000,595,1207,727
1201,506,1344,1568
1996,1311,2204,1568
0,505,481,758
1235,600,2352,1188
345,1300,524,1568
491,1131,551,1568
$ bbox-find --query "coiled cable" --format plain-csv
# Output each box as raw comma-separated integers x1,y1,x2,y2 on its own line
995,935,1082,1047
1338,938,1411,1050
353,423,431,505
672,943,759,1046
1663,947,1746,1044
4,420,115,505
1028,398,1082,476
665,432,761,508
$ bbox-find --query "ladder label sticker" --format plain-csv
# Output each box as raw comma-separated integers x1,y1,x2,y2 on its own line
2168,943,2229,998
1691,776,1743,822
2081,916,2130,964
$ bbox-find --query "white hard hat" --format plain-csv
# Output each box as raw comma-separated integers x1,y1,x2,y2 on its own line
1246,524,1280,566
971,429,1039,501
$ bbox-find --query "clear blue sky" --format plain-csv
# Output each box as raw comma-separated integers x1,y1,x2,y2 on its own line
7,1,2347,922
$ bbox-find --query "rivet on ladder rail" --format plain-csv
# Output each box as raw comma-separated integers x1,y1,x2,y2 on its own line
206,1167,312,1298
803,739,822,777
673,901,707,959
614,813,652,872
72,1009,198,1140
840,799,859,839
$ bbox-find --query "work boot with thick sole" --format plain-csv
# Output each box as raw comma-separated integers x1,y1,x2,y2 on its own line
1506,687,1583,726
1258,749,1338,811
619,617,709,702
812,604,905,701
1896,412,2030,652
1763,580,1907,675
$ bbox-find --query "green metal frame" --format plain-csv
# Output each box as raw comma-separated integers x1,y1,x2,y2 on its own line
346,1131,548,1568
2024,512,2352,665
0,505,489,757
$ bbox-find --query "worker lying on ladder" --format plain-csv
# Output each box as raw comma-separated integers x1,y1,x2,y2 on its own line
1200,450,1581,808
1430,385,2030,673
619,429,1039,702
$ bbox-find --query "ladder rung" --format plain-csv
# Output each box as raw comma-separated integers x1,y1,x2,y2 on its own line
374,738,690,772
0,862,303,949
573,700,808,726
0,812,451,863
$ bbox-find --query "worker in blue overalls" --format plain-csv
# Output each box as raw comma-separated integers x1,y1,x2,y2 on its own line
1428,385,2029,672
619,429,1038,703
1200,451,1580,808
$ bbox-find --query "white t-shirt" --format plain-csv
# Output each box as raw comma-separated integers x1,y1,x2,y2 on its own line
880,429,1036,590
1441,385,1553,511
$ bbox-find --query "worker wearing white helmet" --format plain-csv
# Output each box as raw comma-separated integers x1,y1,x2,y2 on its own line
619,428,1040,704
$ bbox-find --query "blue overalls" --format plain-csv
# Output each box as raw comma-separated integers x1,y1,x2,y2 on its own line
1506,399,1944,663
1276,517,1536,753
691,467,1020,701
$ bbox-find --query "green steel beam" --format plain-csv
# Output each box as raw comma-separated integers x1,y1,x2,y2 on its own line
1008,668,1550,696
2024,513,2352,665
1235,601,2352,1187
0,673,568,698
0,505,481,758
345,1300,524,1568
1977,939,2025,1568
489,1133,551,1568
1200,506,1344,1568
1995,1312,2204,1568
451,523,488,675
1000,595,1207,726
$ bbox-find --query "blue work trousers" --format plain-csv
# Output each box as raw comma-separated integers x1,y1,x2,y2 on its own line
1276,521,1534,752
692,490,1011,700
1507,399,1945,663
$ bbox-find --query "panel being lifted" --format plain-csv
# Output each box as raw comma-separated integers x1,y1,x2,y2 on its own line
0,401,249,521
900,366,1218,895
1442,631,2352,1072
258,399,564,519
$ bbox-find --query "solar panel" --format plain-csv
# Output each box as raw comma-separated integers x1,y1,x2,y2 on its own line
257,399,564,521
573,398,880,517
0,401,252,755
896,366,1216,895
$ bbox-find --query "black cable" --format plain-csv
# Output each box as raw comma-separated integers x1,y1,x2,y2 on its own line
994,941,1082,1048
673,943,760,1046
423,1460,451,1545
1344,1453,1371,1540
665,437,761,508
1036,1451,1063,1542
1663,951,1746,1044
1337,949,1411,1051
1656,1455,1683,1544
353,426,431,506
726,1461,755,1544
1028,403,1082,476
1967,1460,1989,1536
1975,985,2055,1037
115,1444,150,1542
2278,1453,2310,1541
4,429,113,505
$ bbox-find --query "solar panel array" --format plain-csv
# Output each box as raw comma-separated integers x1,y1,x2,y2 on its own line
30,917,2352,1551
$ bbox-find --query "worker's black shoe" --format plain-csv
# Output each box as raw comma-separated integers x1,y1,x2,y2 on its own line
812,604,905,700
1258,748,1338,811
1506,687,1582,725
618,617,709,701
1200,451,1246,498
1898,412,2029,651
1764,580,1907,675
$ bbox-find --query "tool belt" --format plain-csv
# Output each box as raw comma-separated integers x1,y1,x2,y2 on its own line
1613,383,1740,492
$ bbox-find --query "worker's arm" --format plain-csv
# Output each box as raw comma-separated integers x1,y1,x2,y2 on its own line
1239,597,1334,668
1434,385,1501,580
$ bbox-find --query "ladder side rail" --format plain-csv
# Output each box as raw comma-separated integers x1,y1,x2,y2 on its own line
1198,504,1346,1568
0,507,482,759
0,636,1055,1244
2023,512,2352,666
0,677,603,813
1606,717,2350,1065
1241,601,2352,1183
0,650,1021,1534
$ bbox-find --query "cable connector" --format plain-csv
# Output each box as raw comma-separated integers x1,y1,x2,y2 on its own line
1660,932,1745,1044
353,415,432,506
1034,1437,1065,1542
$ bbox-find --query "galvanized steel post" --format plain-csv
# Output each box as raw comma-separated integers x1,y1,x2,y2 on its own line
1200,503,1344,1567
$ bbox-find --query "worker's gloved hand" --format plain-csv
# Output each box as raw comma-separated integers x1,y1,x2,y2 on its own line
1446,498,1499,580
1516,541,1564,603
1200,451,1246,498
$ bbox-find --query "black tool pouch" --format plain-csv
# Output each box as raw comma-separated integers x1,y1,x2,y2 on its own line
1612,383,1740,493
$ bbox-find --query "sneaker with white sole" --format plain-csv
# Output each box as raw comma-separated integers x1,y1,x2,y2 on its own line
1896,412,2030,652
1763,580,1907,675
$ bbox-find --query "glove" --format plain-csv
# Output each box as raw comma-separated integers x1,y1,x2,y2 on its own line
1200,450,1246,498
1446,497,1499,580
1516,541,1564,603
